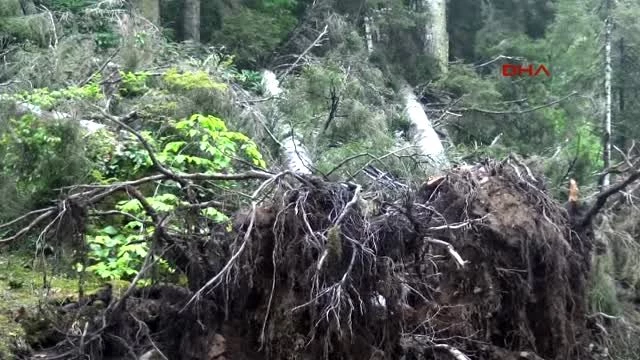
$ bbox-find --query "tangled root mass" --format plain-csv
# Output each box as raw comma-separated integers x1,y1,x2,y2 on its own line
22,160,598,360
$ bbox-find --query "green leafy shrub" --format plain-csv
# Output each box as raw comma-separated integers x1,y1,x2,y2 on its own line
82,113,265,281
233,69,264,93
14,80,103,110
0,114,89,210
84,195,178,281
119,71,150,97
158,114,267,171
85,222,153,280
162,68,227,91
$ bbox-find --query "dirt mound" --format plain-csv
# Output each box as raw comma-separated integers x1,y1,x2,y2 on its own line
18,160,598,360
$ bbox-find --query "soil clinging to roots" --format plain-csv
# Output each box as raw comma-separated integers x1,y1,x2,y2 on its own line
19,160,598,360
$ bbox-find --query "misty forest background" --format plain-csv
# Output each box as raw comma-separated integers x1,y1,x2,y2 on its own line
3,0,640,358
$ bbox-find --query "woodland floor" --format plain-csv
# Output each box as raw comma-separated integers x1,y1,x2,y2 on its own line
0,254,127,359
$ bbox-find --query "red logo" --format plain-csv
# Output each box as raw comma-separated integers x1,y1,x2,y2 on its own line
501,64,550,77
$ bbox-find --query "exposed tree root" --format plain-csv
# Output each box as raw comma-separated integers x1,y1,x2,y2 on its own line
5,113,637,359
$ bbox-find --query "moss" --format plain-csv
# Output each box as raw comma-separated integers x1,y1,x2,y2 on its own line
162,68,227,92
0,254,127,358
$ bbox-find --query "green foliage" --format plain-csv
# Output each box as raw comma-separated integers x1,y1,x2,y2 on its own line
45,0,93,13
162,68,227,91
85,223,152,280
213,6,297,67
0,114,89,211
158,114,267,171
14,80,103,110
81,113,262,281
232,69,263,93
119,71,150,97
84,193,181,281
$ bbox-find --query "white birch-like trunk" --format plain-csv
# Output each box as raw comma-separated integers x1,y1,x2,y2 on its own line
364,16,374,54
402,87,448,168
602,13,612,188
280,126,313,175
261,70,282,97
262,70,313,175
422,0,448,73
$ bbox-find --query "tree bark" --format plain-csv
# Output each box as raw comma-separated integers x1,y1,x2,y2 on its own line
364,16,374,54
422,0,448,74
402,86,448,168
183,0,200,42
601,6,612,190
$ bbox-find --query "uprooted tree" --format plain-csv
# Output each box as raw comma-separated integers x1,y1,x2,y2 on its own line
3,108,640,360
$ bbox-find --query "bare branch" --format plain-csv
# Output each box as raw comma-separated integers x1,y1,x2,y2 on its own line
0,209,56,244
280,24,328,79
473,54,525,68
426,238,468,269
334,184,361,225
581,169,640,228
453,92,578,115
0,207,55,229
79,48,121,87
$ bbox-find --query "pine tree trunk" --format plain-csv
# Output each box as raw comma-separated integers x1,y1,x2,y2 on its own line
281,132,313,175
601,10,612,189
422,0,448,74
183,0,200,42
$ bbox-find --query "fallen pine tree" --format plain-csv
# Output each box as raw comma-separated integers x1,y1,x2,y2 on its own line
4,114,639,360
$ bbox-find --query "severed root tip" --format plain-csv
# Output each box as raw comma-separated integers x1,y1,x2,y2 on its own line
568,178,579,203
